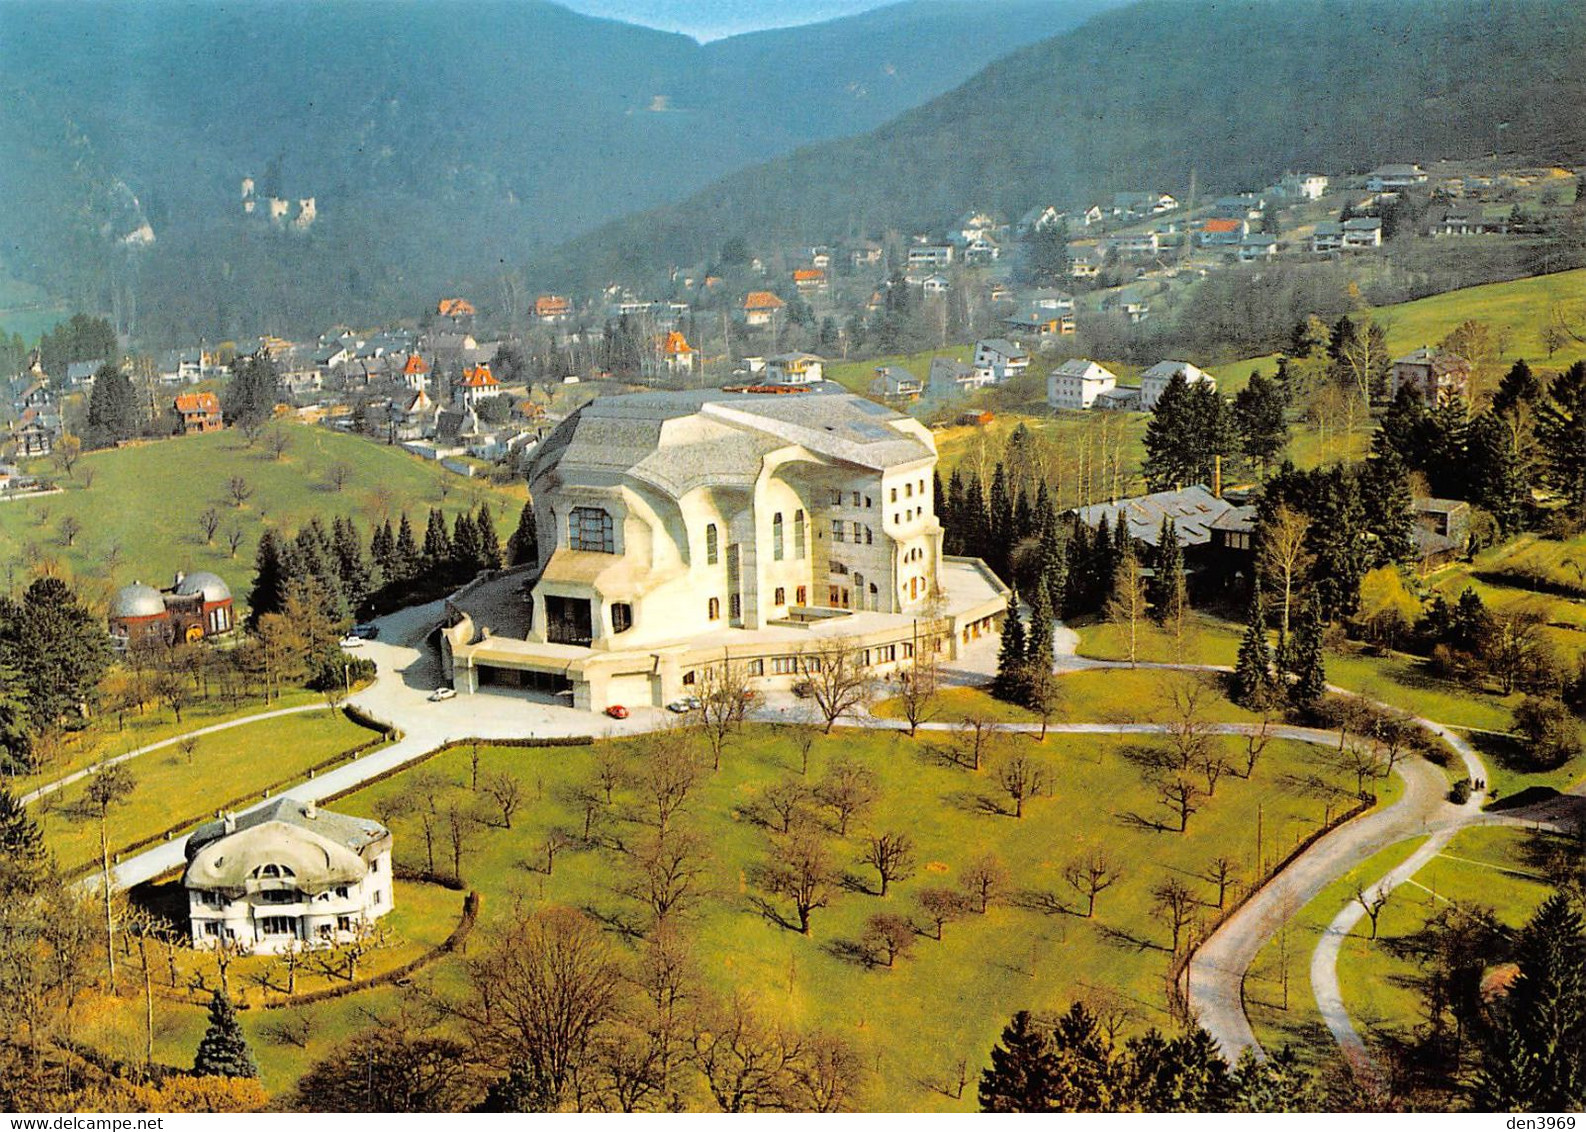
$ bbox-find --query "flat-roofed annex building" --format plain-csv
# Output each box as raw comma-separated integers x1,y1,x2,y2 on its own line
443,390,1008,710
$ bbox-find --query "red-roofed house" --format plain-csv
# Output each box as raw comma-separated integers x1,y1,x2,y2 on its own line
660,331,698,375
401,352,431,391
456,363,501,408
535,295,573,323
792,268,827,294
174,391,224,434
437,297,476,321
1199,218,1248,246
742,291,786,328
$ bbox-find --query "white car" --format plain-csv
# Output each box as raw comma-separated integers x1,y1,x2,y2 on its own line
428,687,457,702
338,636,365,649
666,696,702,713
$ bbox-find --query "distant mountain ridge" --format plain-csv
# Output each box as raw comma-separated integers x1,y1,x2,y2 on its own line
0,0,1119,343
531,0,1586,291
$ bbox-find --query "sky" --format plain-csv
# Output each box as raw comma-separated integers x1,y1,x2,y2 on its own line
557,0,894,40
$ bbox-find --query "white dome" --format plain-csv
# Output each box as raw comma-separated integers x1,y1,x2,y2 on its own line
111,582,166,620
174,571,231,604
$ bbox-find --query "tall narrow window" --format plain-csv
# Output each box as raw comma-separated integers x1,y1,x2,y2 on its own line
706,523,719,565
832,519,845,543
775,587,786,605
708,597,720,620
794,510,806,558
610,603,633,634
773,513,785,560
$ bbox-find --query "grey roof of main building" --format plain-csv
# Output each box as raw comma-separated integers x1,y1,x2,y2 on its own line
1072,485,1234,547
187,796,387,860
529,391,932,496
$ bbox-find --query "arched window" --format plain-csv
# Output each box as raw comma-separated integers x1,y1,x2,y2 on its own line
794,510,807,558
708,597,720,620
773,513,785,560
865,526,873,545
706,523,719,565
775,587,786,605
569,506,615,553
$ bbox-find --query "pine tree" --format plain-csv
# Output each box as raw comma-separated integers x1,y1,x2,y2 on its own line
422,508,453,577
960,469,989,562
394,513,420,581
331,517,371,612
0,786,47,895
1233,582,1275,709
1149,519,1186,627
1357,452,1416,565
475,504,502,570
1469,411,1530,536
1063,517,1092,617
246,529,291,629
944,468,967,556
993,595,1028,704
369,519,396,585
193,990,258,1078
1025,586,1055,676
1289,598,1327,715
933,470,948,536
1036,503,1067,618
505,502,539,567
1537,361,1586,510
85,364,145,447
988,463,1014,581
452,510,483,578
979,1011,1057,1112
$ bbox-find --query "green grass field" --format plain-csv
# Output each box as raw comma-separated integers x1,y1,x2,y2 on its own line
873,669,1262,726
39,706,381,875
112,720,1385,1106
1,423,525,616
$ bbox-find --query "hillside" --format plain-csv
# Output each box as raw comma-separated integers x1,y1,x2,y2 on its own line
533,0,1586,290
0,0,1117,345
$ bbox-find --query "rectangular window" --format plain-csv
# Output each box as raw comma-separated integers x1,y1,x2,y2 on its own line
830,489,843,506
794,511,806,558
610,603,633,634
204,922,222,938
903,642,915,658
773,513,784,560
260,916,296,936
795,586,807,605
569,506,615,553
774,587,786,605
865,527,873,545
334,886,350,900
879,645,897,662
865,496,873,508
905,482,913,498
771,656,797,675
747,659,764,676
832,520,845,543
890,487,898,503
337,915,354,933
258,888,299,905
369,857,379,873
860,649,871,666
373,890,383,906
851,491,861,507
729,594,742,620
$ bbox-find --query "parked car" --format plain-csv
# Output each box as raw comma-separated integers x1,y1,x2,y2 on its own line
606,705,629,719
338,636,366,649
351,623,380,639
667,696,702,713
792,679,815,698
428,687,457,702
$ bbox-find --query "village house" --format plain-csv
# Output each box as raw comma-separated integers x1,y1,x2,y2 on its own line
848,241,884,269
741,291,786,328
660,331,698,376
1238,234,1279,262
535,295,573,323
183,798,393,952
1411,497,1472,572
1390,347,1471,407
174,391,224,434
905,243,955,269
1004,307,1075,338
401,352,430,392
1102,287,1152,324
440,389,1008,711
1311,221,1346,253
1199,218,1248,247
972,339,1030,383
455,362,502,409
1046,358,1119,411
1106,231,1161,257
792,268,828,294
870,366,923,401
1072,484,1236,563
1364,164,1427,192
1279,172,1329,200
927,357,992,400
1067,244,1106,278
1017,205,1063,236
1140,360,1215,411
14,410,57,457
1341,216,1384,249
913,273,951,296
109,571,236,649
436,297,476,323
1112,191,1178,218
765,352,825,384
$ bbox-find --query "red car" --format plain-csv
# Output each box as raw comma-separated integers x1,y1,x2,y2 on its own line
605,705,629,719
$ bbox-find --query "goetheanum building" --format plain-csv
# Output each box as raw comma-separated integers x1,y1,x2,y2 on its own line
442,389,1008,710
182,797,394,952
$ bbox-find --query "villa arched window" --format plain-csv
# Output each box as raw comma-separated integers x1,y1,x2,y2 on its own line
794,510,806,558
708,597,721,620
706,523,719,565
775,587,786,605
773,513,785,560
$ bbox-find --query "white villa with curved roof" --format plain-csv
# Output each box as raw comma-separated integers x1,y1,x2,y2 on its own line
183,798,393,952
442,389,1008,711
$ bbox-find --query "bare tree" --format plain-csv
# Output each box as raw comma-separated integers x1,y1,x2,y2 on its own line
690,994,806,1112
265,427,292,461
1162,676,1218,772
541,829,574,876
1063,848,1123,918
327,462,354,492
862,913,916,968
1260,504,1312,650
1332,736,1387,796
626,829,708,925
916,887,969,939
592,747,628,805
57,515,82,548
1105,548,1148,667
225,525,246,558
891,628,939,737
860,831,916,896
1023,664,1064,741
84,763,136,993
785,718,820,777
482,770,523,829
1157,774,1206,833
760,831,837,935
695,660,756,771
798,639,877,733
961,853,1008,914
1152,878,1198,953
198,507,221,545
445,802,484,883
814,757,877,835
53,433,83,479
757,778,810,835
639,730,698,836
1204,856,1240,909
226,474,254,508
951,715,1002,771
996,753,1046,818
1239,713,1275,778
1199,747,1230,798
178,734,200,764
1353,881,1390,939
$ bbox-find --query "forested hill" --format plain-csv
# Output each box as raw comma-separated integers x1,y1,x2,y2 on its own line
0,0,1119,344
531,0,1586,290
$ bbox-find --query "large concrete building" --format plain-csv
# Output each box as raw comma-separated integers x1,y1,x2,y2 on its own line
183,798,393,952
443,390,1008,710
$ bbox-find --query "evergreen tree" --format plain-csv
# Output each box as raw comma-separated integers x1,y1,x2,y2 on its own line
943,469,965,555
1232,372,1288,477
1062,517,1091,618
993,596,1028,704
1357,452,1416,565
394,513,420,581
1046,1003,1122,1111
1474,894,1586,1112
1230,1046,1321,1112
1469,412,1530,537
1149,519,1187,627
1143,375,1236,491
475,504,502,570
1036,501,1067,618
1013,487,1034,550
294,521,347,622
960,469,990,562
1537,361,1586,512
452,509,484,579
988,464,1014,581
1232,582,1276,709
0,578,114,734
330,517,371,613
1028,220,1071,286
0,786,47,895
422,508,453,577
1025,585,1055,676
1289,598,1327,715
979,1010,1058,1112
1124,1027,1234,1112
222,354,283,430
505,502,539,568
246,529,291,629
369,519,396,585
193,989,259,1078
84,363,145,447
1491,358,1543,418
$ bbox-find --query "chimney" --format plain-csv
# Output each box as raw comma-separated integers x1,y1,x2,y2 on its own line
1213,455,1223,498
222,811,236,834
174,571,186,589
304,800,317,820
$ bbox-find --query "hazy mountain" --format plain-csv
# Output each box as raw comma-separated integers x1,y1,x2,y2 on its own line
561,0,891,40
532,0,1586,291
0,0,1120,343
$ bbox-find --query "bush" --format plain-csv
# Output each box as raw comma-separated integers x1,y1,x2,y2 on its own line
1449,777,1472,804
1511,696,1582,771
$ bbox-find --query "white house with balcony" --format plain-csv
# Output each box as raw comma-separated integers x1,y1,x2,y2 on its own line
183,798,393,953
1047,358,1119,410
1140,360,1216,411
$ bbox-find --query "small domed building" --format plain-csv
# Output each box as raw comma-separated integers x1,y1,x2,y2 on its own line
109,570,236,649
